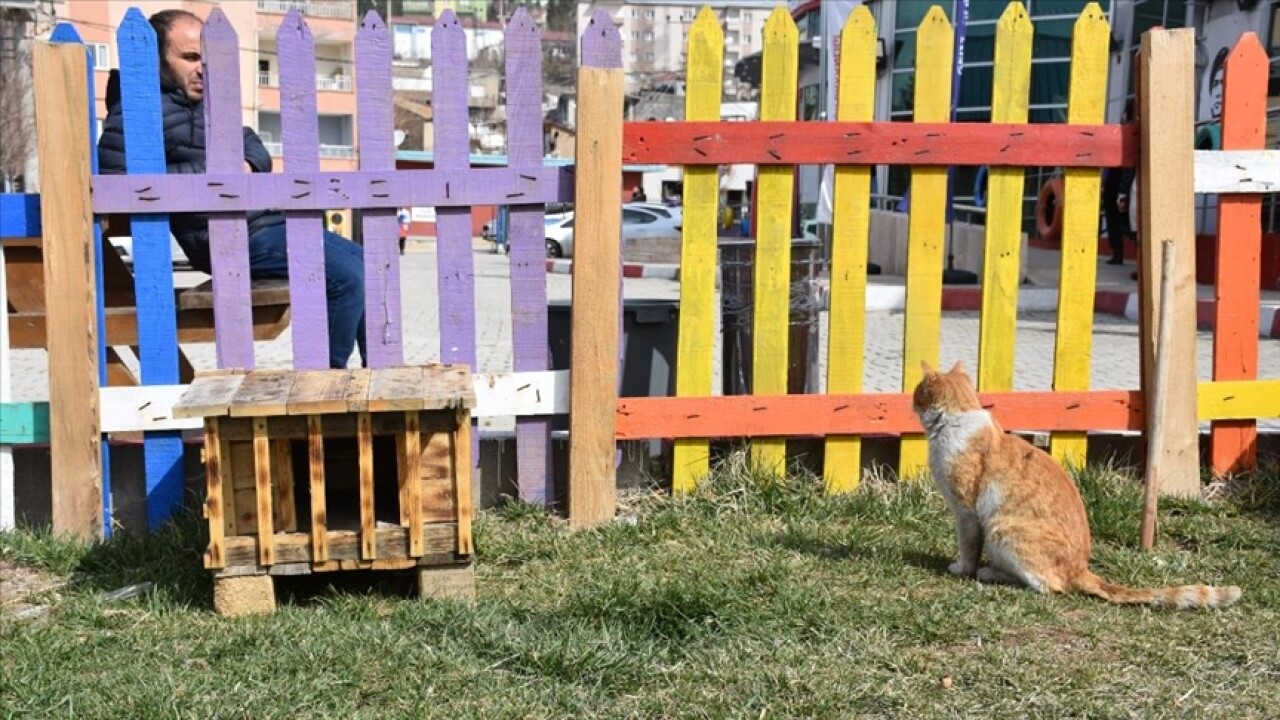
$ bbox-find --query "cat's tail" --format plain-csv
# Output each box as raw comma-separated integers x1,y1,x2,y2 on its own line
1073,571,1241,609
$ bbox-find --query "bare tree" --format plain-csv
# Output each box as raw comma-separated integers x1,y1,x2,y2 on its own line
0,8,35,192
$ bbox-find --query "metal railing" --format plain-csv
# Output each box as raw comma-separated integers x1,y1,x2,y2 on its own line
259,72,352,92
256,0,353,20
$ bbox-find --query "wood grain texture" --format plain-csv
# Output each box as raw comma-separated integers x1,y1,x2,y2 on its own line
366,366,427,412
750,7,798,473
277,10,329,369
1138,28,1200,497
621,122,1136,168
671,7,722,493
118,10,185,528
252,418,275,565
977,4,1032,394
203,419,226,568
505,7,553,505
1049,3,1109,466
899,7,953,480
823,5,876,494
271,439,296,532
356,10,403,368
401,411,423,556
286,370,360,415
1210,33,1267,476
228,371,297,417
616,391,1144,439
218,526,457,568
173,372,245,418
202,10,255,369
568,11,623,529
1146,29,1203,499
358,411,376,559
307,415,328,562
33,37,101,538
453,409,473,555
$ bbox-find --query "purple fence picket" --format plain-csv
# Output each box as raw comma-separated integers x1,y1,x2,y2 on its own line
278,10,329,370
201,9,255,369
432,11,477,376
356,10,402,368
505,8,552,503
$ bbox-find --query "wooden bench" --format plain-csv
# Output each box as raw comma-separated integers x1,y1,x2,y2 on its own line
4,229,291,384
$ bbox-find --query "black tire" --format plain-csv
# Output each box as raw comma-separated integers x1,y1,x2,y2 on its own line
546,239,562,258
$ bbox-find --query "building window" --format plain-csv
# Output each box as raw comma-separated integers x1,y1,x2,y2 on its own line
644,31,654,41
644,9,654,19
89,43,111,70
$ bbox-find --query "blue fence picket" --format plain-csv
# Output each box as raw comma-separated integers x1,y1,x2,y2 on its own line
117,9,184,529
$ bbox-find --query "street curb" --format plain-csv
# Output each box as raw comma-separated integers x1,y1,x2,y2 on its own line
544,259,681,280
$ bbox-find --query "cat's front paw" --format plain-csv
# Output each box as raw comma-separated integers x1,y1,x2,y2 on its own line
948,561,976,577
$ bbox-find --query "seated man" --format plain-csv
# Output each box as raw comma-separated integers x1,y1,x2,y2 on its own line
97,9,365,369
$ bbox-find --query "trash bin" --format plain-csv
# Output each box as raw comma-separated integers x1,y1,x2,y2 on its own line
547,298,680,430
719,238,822,396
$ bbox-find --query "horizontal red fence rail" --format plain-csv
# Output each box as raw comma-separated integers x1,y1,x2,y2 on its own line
623,121,1138,168
615,391,1144,439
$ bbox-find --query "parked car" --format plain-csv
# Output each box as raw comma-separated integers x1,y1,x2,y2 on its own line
544,203,683,259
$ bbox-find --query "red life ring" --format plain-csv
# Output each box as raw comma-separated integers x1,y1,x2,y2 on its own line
1035,178,1064,245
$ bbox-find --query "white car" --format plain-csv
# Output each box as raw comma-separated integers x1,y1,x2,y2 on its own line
544,203,683,259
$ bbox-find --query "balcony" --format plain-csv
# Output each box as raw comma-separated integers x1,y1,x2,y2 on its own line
262,141,355,159
256,0,353,20
259,72,352,92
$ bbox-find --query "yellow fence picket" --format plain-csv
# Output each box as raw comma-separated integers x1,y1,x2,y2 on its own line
672,8,723,494
751,8,798,474
899,7,953,480
823,6,876,494
1050,3,1109,466
977,4,1032,393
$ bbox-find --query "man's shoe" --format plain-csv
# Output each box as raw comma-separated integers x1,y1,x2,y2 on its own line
1106,257,1124,265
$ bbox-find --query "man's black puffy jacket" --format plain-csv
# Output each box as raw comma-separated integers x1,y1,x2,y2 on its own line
97,70,284,273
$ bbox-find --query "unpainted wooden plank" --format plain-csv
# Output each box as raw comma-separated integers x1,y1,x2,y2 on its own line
401,412,423,557
367,366,428,412
271,439,296,532
420,428,456,523
229,371,298,417
358,412,376,559
287,370,361,415
453,409,473,556
203,418,226,569
228,439,257,535
1138,28,1200,497
307,415,328,563
568,11,624,529
173,373,246,418
219,526,457,568
33,37,101,538
253,418,275,565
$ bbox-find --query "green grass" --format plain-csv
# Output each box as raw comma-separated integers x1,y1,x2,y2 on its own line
3,457,1279,718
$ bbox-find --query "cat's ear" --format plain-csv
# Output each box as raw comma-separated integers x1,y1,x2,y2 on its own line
949,360,967,375
920,360,936,376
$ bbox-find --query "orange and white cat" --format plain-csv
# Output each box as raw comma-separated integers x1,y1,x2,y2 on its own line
912,361,1241,610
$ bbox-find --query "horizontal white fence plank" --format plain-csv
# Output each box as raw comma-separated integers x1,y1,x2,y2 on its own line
1194,150,1280,194
94,370,572,434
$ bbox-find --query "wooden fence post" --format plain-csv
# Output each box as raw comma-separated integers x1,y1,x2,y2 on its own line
569,10,623,528
33,37,102,538
1137,28,1199,497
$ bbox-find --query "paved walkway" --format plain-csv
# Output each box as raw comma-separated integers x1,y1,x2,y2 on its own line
8,240,1279,431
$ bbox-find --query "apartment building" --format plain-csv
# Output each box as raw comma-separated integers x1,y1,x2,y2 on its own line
576,0,776,98
57,0,360,172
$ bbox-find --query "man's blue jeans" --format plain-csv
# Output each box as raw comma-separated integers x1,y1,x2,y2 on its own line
248,224,366,368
